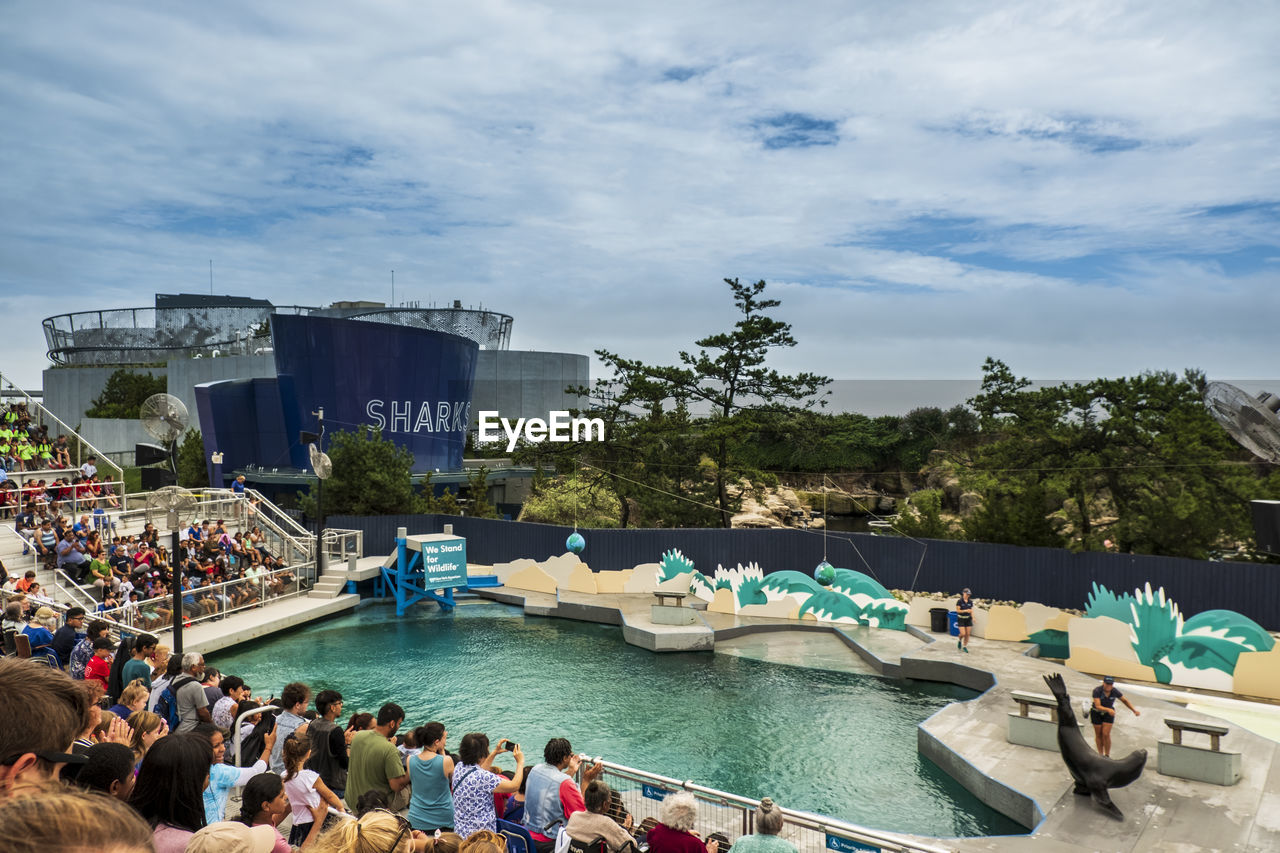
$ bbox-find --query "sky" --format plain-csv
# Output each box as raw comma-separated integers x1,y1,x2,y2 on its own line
2,0,1278,393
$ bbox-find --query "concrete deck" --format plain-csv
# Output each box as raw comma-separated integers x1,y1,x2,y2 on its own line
157,593,360,655
477,584,1280,853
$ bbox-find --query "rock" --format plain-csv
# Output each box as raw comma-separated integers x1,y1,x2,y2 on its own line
959,491,983,517
807,517,826,529
877,495,897,512
731,512,784,529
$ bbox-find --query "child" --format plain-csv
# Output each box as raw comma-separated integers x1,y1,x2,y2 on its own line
85,636,115,691
281,736,347,847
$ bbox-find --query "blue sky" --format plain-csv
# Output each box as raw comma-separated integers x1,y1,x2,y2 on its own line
2,0,1278,390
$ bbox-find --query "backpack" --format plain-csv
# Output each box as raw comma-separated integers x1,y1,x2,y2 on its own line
156,676,196,730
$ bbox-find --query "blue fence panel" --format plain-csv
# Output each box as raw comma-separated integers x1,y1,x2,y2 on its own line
327,515,1280,629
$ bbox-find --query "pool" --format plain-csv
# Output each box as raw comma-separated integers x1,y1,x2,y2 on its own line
215,602,1024,838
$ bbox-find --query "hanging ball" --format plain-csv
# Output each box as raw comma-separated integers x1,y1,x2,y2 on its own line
566,532,586,554
814,561,835,586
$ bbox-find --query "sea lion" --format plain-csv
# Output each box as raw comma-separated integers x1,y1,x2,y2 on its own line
1043,672,1147,821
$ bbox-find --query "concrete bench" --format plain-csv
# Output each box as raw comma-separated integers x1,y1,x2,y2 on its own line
651,591,696,625
1007,690,1072,751
1158,716,1241,786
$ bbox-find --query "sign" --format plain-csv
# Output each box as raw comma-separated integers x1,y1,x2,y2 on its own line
419,536,467,587
825,835,878,853
642,784,674,801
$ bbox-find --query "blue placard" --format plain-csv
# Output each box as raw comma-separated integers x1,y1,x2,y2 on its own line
825,835,878,853
642,784,673,801
420,537,467,587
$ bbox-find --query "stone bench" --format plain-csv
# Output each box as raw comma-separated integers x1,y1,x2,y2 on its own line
651,590,696,625
1158,716,1241,786
1007,690,1073,751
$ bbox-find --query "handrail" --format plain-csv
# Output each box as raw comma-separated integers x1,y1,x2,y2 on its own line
232,702,281,767
578,755,956,853
0,588,142,644
245,489,312,540
0,369,125,483
53,567,100,609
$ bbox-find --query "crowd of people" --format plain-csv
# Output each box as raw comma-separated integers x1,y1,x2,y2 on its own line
2,511,294,635
0,630,800,853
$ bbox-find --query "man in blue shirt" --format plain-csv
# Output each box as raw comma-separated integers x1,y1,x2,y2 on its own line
50,606,86,667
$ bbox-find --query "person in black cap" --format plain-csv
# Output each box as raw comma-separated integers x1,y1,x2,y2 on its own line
955,588,975,653
1090,675,1140,757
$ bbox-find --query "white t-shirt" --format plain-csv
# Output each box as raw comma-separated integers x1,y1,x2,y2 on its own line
284,768,322,824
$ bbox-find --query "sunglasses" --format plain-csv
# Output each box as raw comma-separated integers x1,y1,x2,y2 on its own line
358,808,411,853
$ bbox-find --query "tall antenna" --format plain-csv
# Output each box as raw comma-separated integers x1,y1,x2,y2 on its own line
391,270,395,307
822,474,829,562
209,260,214,294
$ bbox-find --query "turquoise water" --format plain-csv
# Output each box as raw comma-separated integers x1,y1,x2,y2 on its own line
216,602,1024,838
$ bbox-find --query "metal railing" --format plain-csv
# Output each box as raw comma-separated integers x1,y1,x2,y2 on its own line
0,369,124,483
0,589,143,648
579,756,955,853
322,528,363,566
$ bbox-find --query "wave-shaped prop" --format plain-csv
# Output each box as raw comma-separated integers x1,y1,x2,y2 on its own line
1087,582,1274,683
760,569,908,629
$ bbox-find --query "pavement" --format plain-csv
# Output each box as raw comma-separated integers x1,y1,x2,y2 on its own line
477,585,1280,853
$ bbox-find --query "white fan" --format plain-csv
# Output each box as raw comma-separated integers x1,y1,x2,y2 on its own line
140,393,189,444
143,485,199,527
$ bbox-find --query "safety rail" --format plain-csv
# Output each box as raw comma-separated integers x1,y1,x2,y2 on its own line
0,589,144,647
94,564,315,634
0,369,124,483
244,488,314,544
578,756,956,853
322,528,363,564
53,567,100,610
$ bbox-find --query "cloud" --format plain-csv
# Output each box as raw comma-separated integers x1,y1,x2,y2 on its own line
0,0,1277,395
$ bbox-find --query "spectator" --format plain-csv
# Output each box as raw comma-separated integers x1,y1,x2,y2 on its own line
460,829,508,853
565,780,636,853
77,741,138,801
312,808,434,853
347,711,375,735
232,474,247,495
21,605,58,664
85,636,116,691
50,605,87,667
306,687,350,798
0,785,154,853
502,766,533,824
122,634,158,690
149,654,183,712
524,738,599,853
235,771,295,853
1,599,23,654
345,701,411,812
56,527,90,581
108,679,151,720
647,792,718,853
453,732,524,839
0,658,91,795
127,709,168,769
68,618,111,680
281,727,349,847
727,798,795,853
201,665,223,706
188,821,279,853
174,652,213,732
107,634,132,699
268,680,311,773
191,720,276,824
407,721,455,832
81,455,98,480
212,674,250,728
131,732,213,853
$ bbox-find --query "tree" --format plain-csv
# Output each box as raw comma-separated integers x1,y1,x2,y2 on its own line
298,427,425,518
462,467,501,519
84,370,167,419
175,428,209,488
892,489,955,539
519,473,622,527
597,278,830,526
961,360,1263,558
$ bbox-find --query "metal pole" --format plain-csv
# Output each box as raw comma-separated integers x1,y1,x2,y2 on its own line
171,528,183,657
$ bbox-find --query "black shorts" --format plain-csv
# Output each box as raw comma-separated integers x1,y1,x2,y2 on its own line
956,615,973,627
1090,710,1115,726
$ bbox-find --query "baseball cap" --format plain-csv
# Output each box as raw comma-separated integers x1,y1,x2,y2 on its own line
1103,676,1115,684
34,606,57,619
962,588,971,595
187,822,276,853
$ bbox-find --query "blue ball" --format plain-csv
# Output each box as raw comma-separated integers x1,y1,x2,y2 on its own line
814,561,835,586
566,532,586,554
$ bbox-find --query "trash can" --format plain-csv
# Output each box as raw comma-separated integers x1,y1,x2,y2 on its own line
929,607,949,633
947,611,960,637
